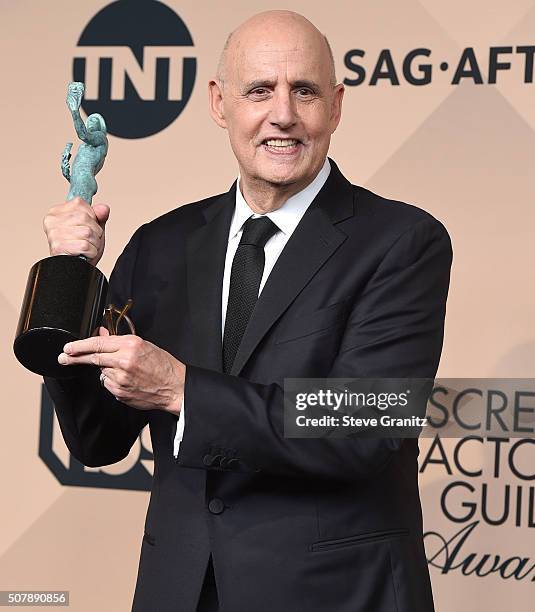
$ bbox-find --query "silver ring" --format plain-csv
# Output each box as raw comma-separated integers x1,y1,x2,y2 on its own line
99,371,106,387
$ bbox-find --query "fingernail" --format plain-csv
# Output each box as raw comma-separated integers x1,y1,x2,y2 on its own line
63,343,72,354
58,353,68,364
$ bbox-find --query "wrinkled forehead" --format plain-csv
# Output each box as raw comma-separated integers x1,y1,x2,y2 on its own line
230,34,330,88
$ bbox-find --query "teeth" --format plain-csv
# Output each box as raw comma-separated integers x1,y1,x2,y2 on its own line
265,139,298,147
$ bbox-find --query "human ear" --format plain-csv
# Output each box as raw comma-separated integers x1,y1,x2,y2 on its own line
208,79,227,129
329,83,345,133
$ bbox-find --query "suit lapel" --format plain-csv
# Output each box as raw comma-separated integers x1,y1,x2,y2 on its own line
184,159,355,377
230,159,355,376
185,183,236,372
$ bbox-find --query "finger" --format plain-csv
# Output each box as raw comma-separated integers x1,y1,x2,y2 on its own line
47,198,92,218
70,222,104,243
98,326,110,337
47,222,103,256
57,197,95,220
100,368,123,394
61,225,102,250
59,216,102,239
63,335,122,356
103,381,123,402
50,239,98,260
69,196,92,210
100,372,121,398
58,352,118,368
93,204,110,227
99,366,114,380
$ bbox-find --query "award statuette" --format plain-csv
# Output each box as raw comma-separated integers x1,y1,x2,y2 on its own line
14,82,134,378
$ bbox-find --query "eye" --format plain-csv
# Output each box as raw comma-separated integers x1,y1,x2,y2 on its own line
249,87,270,98
295,87,314,97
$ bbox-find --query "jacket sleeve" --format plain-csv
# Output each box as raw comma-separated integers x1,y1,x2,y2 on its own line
42,225,149,467
176,216,453,481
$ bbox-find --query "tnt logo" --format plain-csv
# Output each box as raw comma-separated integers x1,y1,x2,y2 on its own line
73,0,196,139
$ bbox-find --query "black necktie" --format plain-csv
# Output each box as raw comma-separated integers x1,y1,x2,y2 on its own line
223,216,279,374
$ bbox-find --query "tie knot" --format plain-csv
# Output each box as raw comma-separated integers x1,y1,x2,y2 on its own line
240,216,279,248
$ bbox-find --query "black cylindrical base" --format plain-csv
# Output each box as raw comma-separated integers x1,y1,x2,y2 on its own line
13,255,108,378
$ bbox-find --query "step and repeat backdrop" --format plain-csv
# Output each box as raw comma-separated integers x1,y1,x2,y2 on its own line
1,1,534,610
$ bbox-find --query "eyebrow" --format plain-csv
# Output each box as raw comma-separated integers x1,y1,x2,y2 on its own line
241,79,322,93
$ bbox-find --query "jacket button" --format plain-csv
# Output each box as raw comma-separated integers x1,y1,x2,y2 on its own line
202,454,213,466
208,498,225,514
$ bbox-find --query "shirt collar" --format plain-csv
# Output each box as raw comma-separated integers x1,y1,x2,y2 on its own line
229,158,331,240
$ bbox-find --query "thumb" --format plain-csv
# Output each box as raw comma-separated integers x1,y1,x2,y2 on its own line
93,203,110,227
98,325,110,337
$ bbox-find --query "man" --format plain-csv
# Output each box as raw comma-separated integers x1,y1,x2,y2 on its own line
42,10,452,612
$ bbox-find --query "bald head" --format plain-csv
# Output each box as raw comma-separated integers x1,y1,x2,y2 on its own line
208,10,344,203
216,10,336,88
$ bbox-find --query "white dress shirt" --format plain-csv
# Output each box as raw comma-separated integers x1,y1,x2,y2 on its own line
173,158,331,458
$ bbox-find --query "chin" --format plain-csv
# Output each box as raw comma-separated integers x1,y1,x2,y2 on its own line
258,166,302,187
263,175,298,188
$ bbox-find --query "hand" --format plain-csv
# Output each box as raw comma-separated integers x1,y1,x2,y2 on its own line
66,82,84,112
43,197,110,266
57,327,185,414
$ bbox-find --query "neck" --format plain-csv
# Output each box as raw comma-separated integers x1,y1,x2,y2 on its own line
238,182,298,214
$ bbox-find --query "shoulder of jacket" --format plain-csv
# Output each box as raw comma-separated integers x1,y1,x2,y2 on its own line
351,184,449,237
140,191,228,236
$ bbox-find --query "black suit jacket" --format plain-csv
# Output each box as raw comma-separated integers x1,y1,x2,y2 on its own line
44,159,452,612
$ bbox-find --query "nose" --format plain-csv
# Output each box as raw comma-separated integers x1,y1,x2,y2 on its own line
268,88,297,129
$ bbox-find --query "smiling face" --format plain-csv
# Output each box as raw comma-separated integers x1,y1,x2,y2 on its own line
209,11,344,197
